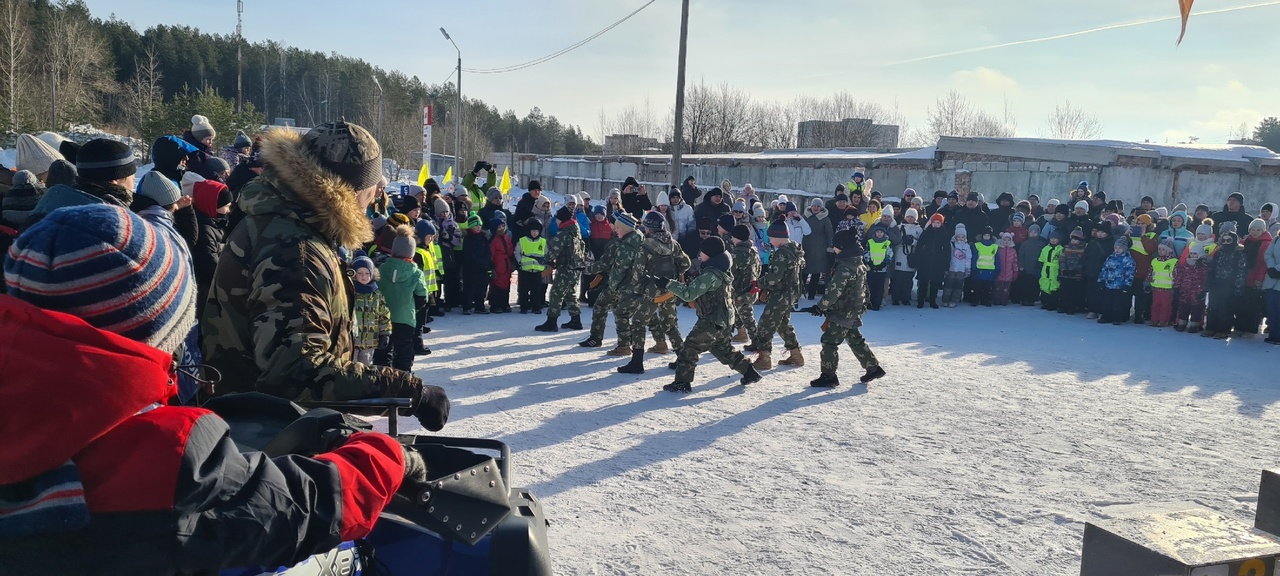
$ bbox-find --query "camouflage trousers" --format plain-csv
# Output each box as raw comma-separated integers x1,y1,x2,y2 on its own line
615,292,651,349
547,269,582,318
752,296,800,354
647,298,683,348
674,319,751,383
733,295,757,333
589,286,621,340
820,325,879,374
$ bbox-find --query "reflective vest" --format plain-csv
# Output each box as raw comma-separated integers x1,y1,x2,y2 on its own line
1150,258,1176,289
416,246,438,292
868,238,891,266
974,242,998,270
1130,233,1154,256
432,243,444,279
519,236,547,272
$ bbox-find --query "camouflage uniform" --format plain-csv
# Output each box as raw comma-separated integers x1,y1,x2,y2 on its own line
202,129,420,402
610,230,647,349
546,223,587,319
729,241,761,334
752,241,805,354
667,266,752,383
817,256,879,373
642,231,692,347
587,238,623,340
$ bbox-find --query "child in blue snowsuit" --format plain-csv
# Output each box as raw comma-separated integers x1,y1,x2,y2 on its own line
1098,237,1137,325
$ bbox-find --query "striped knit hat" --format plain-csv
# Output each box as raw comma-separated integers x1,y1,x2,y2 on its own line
4,204,196,354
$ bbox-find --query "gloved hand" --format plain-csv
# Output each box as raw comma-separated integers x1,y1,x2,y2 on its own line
483,161,494,172
471,160,488,175
651,275,671,290
378,335,391,349
748,281,760,294
401,445,429,493
803,305,825,316
1269,268,1280,279
397,377,450,431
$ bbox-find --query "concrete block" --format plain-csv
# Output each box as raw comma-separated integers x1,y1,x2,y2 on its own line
1044,162,1070,173
1008,162,1025,171
989,162,1009,171
1081,506,1280,576
941,160,956,170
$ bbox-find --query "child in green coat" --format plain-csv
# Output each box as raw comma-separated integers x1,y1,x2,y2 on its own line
376,226,427,371
351,254,391,366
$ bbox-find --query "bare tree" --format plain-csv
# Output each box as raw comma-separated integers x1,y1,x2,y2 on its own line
41,1,113,129
922,90,1016,142
121,45,163,139
1044,99,1102,140
0,0,29,133
703,81,753,152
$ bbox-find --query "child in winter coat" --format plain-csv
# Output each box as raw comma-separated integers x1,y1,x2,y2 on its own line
1147,239,1178,327
351,255,392,366
1056,227,1087,314
1129,217,1159,324
375,227,426,371
488,218,515,313
1174,222,1216,332
1239,218,1274,335
915,213,951,309
588,205,612,260
970,226,999,306
1039,232,1064,310
1082,222,1114,320
944,224,972,307
1016,223,1047,305
1099,238,1137,324
1202,229,1249,339
1008,212,1031,245
435,204,464,312
892,208,922,305
412,220,441,354
461,213,494,314
516,218,549,314
864,225,893,310
993,232,1019,305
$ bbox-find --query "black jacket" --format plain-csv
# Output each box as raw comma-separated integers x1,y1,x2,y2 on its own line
914,225,952,283
194,211,227,318
622,189,652,219
679,182,702,205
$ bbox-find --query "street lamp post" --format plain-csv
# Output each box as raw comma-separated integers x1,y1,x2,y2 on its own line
371,75,383,144
440,27,461,182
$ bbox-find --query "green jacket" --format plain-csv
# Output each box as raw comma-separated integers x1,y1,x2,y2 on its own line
202,128,418,402
636,232,691,296
668,267,735,329
729,242,761,297
587,236,620,277
609,230,646,293
353,291,392,349
461,171,488,211
818,257,868,329
761,241,805,300
548,221,587,270
378,257,427,325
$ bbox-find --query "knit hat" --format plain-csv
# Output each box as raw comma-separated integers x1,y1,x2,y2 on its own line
809,197,824,208
1,170,45,221
642,210,666,231
487,216,506,234
980,225,994,238
232,130,252,149
1135,214,1153,226
696,217,713,231
45,159,77,187
524,217,542,232
5,204,196,354
947,190,959,200
904,208,918,221
767,219,788,239
609,188,622,201
694,235,725,260
929,213,945,225
592,205,606,216
190,115,216,141
954,224,968,239
207,156,231,176
137,172,182,206
751,203,766,219
1228,192,1245,205
1054,204,1070,215
669,189,682,200
302,120,382,191
434,197,450,215
731,224,752,243
1158,238,1175,255
1156,207,1169,220
1140,195,1155,206
400,195,421,213
1219,220,1237,236
76,138,137,182
1249,218,1267,231
191,179,230,219
717,214,735,232
1104,213,1123,229
486,188,502,202
15,134,63,175
782,201,797,214
656,190,670,206
1195,203,1211,215
880,205,894,219
832,229,859,253
370,214,388,232
388,212,411,228
415,219,437,239
1012,212,1025,224
1074,200,1088,212
614,211,638,230
390,226,416,258
732,200,747,213
1114,237,1130,250
1046,198,1061,208
351,254,376,274
623,176,640,189
852,172,865,180
834,193,849,203
966,192,980,202
1219,230,1239,245
556,206,574,222
466,212,483,229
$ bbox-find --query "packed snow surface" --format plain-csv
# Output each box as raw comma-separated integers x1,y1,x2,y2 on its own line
381,299,1275,574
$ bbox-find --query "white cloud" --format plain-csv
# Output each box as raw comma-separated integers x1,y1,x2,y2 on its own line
1225,80,1249,94
953,67,1019,95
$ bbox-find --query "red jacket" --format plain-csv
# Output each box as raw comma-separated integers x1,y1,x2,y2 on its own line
490,233,515,289
1244,232,1273,288
0,296,404,574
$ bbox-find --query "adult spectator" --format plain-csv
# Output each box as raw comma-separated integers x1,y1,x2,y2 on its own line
621,176,652,218
679,175,702,205
1211,192,1255,237
25,138,138,229
477,187,512,228
225,137,263,199
15,133,63,182
950,192,989,236
695,183,730,224
938,191,962,227
990,193,1016,234
511,179,544,238
202,120,449,430
803,198,834,298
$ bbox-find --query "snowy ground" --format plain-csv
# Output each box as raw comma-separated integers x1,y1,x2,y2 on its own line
382,298,1277,575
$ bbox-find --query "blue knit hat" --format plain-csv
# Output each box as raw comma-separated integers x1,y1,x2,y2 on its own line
5,204,196,354
613,211,638,230
415,218,437,239
717,214,735,232
767,219,789,239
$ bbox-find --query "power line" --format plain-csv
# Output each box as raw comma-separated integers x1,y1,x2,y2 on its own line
462,0,658,74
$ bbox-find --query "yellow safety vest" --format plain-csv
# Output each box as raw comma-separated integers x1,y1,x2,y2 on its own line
1151,258,1176,290
868,238,891,266
519,236,547,272
432,243,444,279
975,242,998,270
416,246,439,292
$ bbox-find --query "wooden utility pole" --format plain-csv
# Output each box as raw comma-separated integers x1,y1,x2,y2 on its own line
669,0,690,193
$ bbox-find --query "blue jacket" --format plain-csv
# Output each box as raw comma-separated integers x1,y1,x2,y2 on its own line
576,209,591,238
970,240,999,281
1099,252,1136,290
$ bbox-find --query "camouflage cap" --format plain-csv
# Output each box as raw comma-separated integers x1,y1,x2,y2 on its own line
302,119,382,191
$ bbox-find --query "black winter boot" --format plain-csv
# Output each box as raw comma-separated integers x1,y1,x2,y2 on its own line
664,381,692,393
578,336,602,347
860,365,886,383
740,364,763,385
810,373,839,388
562,316,583,330
534,314,559,332
617,348,645,374
414,340,432,356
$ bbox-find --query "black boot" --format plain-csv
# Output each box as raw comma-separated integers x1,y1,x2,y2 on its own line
663,381,692,393
617,348,645,374
414,340,432,356
534,314,559,332
917,300,924,309
810,372,840,388
740,364,762,385
578,336,602,347
930,300,939,309
860,365,886,383
743,342,759,353
562,316,583,330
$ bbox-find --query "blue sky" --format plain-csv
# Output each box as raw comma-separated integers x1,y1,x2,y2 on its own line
86,0,1280,145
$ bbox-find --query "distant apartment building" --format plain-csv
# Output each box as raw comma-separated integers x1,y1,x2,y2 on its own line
796,118,900,149
603,134,661,155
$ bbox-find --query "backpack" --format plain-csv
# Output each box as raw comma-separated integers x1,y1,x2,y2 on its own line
643,241,680,278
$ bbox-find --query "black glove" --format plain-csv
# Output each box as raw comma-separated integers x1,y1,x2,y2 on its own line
651,275,671,290
378,335,391,349
401,445,429,492
471,160,487,175
1269,268,1280,279
408,382,450,432
803,305,825,316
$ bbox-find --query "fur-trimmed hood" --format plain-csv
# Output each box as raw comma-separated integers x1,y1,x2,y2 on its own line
239,129,374,249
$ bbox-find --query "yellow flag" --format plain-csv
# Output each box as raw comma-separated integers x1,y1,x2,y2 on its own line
443,166,453,185
499,167,512,195
416,163,430,186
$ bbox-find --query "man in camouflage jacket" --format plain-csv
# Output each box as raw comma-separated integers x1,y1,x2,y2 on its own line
655,236,761,392
639,212,691,354
202,122,449,430
728,224,761,343
580,232,623,348
609,212,650,373
535,207,587,332
805,228,885,387
750,219,806,370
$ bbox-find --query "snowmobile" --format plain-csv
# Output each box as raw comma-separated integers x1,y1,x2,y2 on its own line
204,393,552,576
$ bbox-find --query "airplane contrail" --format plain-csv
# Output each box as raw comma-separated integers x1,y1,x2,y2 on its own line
805,0,1280,77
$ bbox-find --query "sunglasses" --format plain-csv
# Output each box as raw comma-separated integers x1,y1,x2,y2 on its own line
733,210,744,214
698,231,712,236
